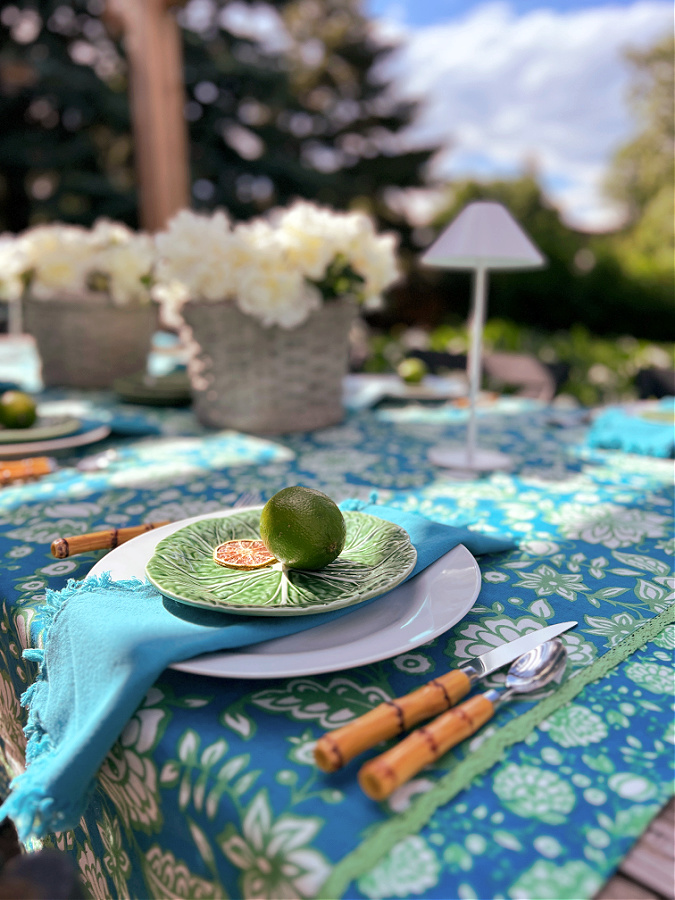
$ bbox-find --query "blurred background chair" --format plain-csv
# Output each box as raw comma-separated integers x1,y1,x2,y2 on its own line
406,348,563,402
635,367,675,399
483,351,557,402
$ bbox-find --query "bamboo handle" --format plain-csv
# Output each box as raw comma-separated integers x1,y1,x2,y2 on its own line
51,521,172,558
1,457,54,485
358,693,495,801
314,669,473,772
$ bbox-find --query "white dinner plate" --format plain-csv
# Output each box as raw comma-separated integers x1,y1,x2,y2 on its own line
343,374,467,410
89,508,481,679
0,421,111,459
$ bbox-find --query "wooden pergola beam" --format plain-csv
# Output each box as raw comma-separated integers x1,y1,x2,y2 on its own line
104,0,190,232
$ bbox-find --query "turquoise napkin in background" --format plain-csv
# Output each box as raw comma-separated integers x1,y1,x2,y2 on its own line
585,398,674,457
0,501,516,840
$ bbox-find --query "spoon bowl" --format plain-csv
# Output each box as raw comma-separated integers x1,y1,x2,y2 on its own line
504,637,567,698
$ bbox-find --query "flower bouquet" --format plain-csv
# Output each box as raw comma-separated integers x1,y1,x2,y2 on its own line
20,220,157,389
152,202,400,433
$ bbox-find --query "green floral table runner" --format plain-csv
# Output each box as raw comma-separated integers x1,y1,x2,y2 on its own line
0,396,673,899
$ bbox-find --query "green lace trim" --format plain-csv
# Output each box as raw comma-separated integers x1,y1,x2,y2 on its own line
321,604,675,899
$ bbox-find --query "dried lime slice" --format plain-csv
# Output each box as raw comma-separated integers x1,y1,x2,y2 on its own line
213,539,277,570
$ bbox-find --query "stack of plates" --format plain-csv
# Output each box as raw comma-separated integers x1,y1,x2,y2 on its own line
113,371,192,407
0,415,111,459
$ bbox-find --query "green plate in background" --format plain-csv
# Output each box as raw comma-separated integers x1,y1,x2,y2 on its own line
0,415,81,444
145,508,417,616
113,371,192,407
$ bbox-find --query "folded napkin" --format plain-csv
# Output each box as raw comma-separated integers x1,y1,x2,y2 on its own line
585,399,675,457
61,415,163,438
0,501,515,840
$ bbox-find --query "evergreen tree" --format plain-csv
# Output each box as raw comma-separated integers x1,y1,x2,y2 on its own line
0,0,437,239
181,0,435,237
0,1,134,232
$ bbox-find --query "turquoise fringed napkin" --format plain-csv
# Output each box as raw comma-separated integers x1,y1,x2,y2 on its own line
0,501,515,840
586,399,674,457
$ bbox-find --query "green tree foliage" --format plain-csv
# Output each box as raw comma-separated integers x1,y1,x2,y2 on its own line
0,0,436,238
382,173,674,341
378,30,674,342
0,1,134,231
603,31,674,277
179,0,436,238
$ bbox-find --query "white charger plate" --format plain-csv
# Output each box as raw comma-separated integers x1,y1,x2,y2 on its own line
0,422,111,459
89,508,481,679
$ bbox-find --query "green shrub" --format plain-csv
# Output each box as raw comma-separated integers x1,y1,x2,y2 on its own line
362,318,674,407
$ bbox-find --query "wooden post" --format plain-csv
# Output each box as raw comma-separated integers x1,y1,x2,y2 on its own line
104,0,190,232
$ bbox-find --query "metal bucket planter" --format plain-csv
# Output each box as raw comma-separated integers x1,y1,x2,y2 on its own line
23,293,158,390
180,298,356,434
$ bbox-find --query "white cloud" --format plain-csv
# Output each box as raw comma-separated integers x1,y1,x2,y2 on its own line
372,1,672,230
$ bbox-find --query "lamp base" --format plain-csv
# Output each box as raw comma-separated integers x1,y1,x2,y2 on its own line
428,445,512,472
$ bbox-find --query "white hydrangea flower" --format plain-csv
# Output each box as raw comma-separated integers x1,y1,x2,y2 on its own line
21,222,93,298
151,202,401,328
85,218,155,305
274,200,400,303
154,208,238,304
89,217,136,248
274,200,347,279
19,218,155,306
95,234,155,306
229,217,319,328
339,211,400,301
235,256,321,329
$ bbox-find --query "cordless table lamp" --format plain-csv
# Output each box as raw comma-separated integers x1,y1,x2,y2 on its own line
421,200,545,471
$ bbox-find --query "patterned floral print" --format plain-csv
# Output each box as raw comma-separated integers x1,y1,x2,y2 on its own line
0,396,672,899
540,704,608,747
220,790,330,899
357,835,441,899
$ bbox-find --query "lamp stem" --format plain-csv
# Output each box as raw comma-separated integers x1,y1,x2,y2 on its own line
467,265,488,465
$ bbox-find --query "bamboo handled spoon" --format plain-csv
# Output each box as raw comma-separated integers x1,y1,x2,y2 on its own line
358,638,568,801
51,522,171,558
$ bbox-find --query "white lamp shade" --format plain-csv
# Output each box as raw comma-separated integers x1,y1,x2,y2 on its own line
421,201,546,270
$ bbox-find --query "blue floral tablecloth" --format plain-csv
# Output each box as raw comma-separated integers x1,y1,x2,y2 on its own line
0,390,673,900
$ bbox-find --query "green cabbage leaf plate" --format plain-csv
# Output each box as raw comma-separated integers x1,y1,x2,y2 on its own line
145,508,417,616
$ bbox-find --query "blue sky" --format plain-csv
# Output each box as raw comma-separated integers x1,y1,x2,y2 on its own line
362,0,672,229
365,0,665,28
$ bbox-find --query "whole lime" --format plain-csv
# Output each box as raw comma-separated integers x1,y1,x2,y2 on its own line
0,390,38,429
397,357,428,385
260,486,346,570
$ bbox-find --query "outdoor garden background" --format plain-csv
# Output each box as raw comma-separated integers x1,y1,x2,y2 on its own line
0,0,673,407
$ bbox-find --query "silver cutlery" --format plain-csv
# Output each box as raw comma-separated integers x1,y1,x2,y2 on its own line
314,620,576,772
358,637,568,800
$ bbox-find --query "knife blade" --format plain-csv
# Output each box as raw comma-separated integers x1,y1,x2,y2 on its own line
314,620,577,772
458,620,577,679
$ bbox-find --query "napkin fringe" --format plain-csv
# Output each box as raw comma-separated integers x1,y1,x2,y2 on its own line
0,575,120,841
0,773,75,843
